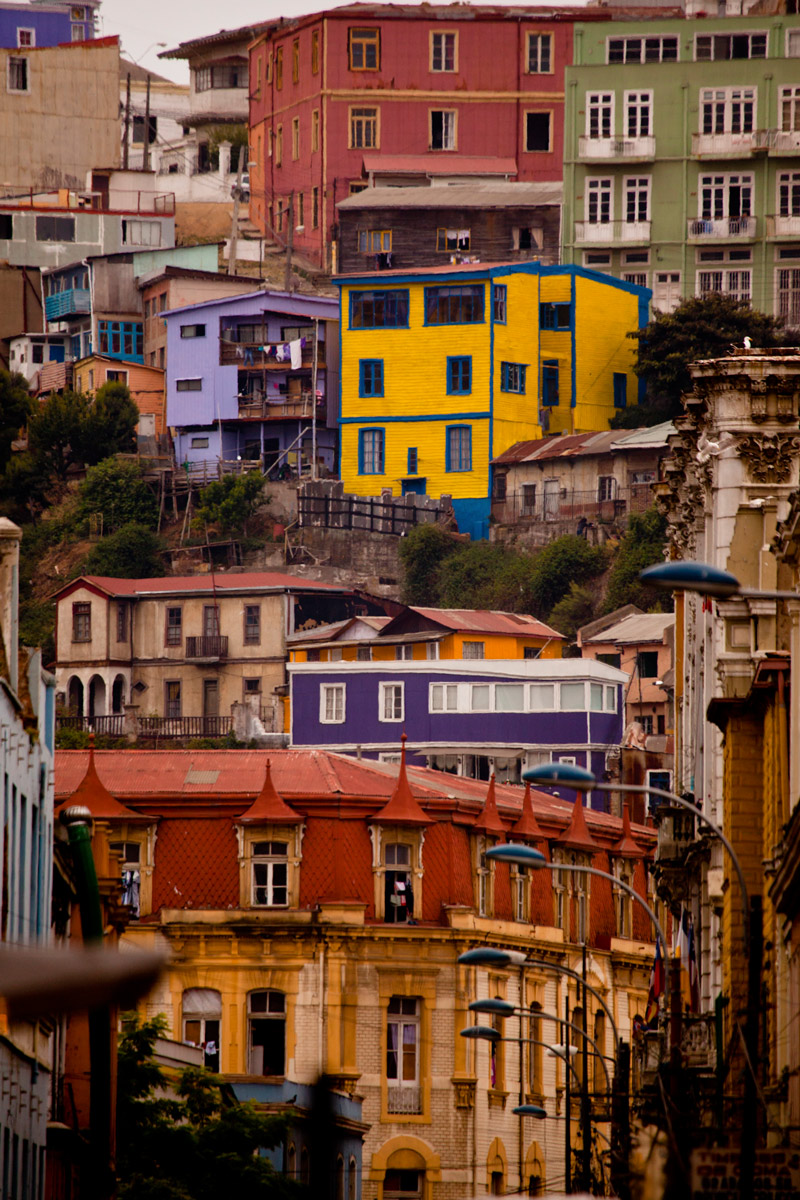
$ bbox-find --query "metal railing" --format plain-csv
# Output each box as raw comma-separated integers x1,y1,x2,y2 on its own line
578,135,656,159
220,339,325,368
687,216,756,239
44,288,90,319
574,219,651,243
492,485,654,526
181,459,264,483
185,635,228,659
298,492,450,535
138,715,233,739
57,715,125,736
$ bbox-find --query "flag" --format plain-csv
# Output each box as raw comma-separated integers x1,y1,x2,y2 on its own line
674,905,696,1011
645,936,665,1027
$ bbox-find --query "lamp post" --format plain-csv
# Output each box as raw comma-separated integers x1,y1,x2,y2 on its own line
639,558,769,1196
466,1006,614,1094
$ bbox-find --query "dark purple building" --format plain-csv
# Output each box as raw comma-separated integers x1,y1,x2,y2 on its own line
0,1,97,48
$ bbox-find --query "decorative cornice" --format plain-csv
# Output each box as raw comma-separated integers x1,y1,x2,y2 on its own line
736,432,800,484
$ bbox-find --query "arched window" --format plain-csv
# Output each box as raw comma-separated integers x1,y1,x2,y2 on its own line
247,990,285,1075
335,1155,345,1200
347,1156,357,1200
300,1147,310,1184
182,988,221,1071
529,1001,542,1095
286,1143,296,1179
384,1170,422,1199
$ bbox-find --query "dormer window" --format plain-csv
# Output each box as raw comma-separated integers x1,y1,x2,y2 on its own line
252,840,288,906
553,850,591,942
475,836,495,917
370,825,424,923
385,842,413,922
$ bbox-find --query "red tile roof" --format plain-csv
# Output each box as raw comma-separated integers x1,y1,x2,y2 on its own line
151,818,240,911
555,796,600,855
472,775,507,837
612,805,647,860
59,737,140,822
510,783,546,842
52,571,349,601
238,759,302,825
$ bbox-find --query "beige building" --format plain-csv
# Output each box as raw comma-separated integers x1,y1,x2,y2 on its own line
0,37,120,191
53,571,382,734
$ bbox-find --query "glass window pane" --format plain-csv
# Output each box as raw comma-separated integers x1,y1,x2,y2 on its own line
590,683,604,711
496,684,525,711
561,682,585,709
471,685,490,710
530,684,555,710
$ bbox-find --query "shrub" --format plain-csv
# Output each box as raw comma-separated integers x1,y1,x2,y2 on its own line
82,523,166,578
78,458,158,532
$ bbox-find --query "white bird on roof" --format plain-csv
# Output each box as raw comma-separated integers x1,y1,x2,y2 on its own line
744,336,752,349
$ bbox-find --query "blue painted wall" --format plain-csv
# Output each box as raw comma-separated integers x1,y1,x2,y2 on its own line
0,5,92,48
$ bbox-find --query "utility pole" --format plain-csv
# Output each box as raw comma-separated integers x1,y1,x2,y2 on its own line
284,192,294,293
580,945,592,1193
564,995,572,1195
122,73,131,170
610,1038,631,1200
740,896,763,1196
227,151,244,275
142,74,152,172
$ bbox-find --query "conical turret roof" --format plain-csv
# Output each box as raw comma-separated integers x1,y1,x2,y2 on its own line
472,774,508,837
238,758,302,824
510,782,545,841
58,735,139,821
371,736,433,826
554,795,599,854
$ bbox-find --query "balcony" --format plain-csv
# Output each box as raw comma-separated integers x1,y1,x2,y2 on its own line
492,484,654,527
185,635,228,661
574,220,651,245
45,288,90,321
767,214,800,238
692,131,756,158
753,129,800,155
238,395,325,421
578,135,656,161
387,1085,422,1115
220,339,326,369
687,216,756,241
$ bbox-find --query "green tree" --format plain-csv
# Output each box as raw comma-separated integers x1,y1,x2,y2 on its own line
116,1013,301,1200
82,523,166,578
525,535,607,619
0,369,32,471
196,472,266,534
0,452,49,521
27,389,89,480
398,523,461,606
624,293,786,424
437,541,513,610
78,458,158,532
603,508,670,614
547,582,597,642
79,381,139,464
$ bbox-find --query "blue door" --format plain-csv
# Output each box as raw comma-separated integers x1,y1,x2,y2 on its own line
402,479,426,496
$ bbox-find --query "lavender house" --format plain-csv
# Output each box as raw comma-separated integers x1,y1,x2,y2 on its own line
288,657,626,801
164,289,339,476
0,1,98,48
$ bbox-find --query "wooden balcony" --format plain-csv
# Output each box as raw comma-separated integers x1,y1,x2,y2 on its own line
238,396,324,421
185,635,228,661
219,340,326,369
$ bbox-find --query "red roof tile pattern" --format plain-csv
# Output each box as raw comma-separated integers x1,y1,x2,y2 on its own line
238,760,302,825
52,571,348,601
472,775,508,837
371,736,433,827
151,819,240,911
421,822,475,918
510,784,545,841
555,797,601,855
613,805,647,860
408,608,563,640
59,737,139,821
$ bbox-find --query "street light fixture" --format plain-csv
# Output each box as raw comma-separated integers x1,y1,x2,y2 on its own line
640,559,800,602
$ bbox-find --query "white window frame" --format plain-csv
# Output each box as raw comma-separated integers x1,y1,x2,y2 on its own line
430,109,456,151
776,267,800,327
320,683,345,724
652,270,682,311
251,839,289,907
698,172,753,220
780,88,800,134
16,28,35,47
624,175,651,224
386,997,421,1101
526,31,552,74
697,267,751,304
624,90,652,138
586,91,614,140
426,642,440,660
788,29,800,58
430,30,457,73
379,681,405,723
560,682,587,711
429,682,458,712
587,177,613,225
695,31,767,61
699,87,756,136
530,683,555,711
7,55,29,93
607,34,678,64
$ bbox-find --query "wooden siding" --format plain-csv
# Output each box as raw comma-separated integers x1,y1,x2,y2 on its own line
337,204,561,275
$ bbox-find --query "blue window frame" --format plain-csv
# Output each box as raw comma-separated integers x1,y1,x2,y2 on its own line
350,289,409,329
447,356,472,394
359,427,385,474
446,424,472,472
542,360,559,406
500,362,526,394
613,372,627,408
407,447,418,474
97,320,143,363
359,358,384,397
540,302,572,330
492,284,507,323
424,285,484,325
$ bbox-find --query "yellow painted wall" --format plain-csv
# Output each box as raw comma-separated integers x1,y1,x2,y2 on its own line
290,631,563,661
574,275,640,432
492,271,544,457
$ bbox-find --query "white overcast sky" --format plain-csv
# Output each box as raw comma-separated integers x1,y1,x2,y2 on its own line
97,0,590,83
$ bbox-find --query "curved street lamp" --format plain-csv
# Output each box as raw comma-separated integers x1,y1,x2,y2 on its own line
467,1002,614,1091
640,559,800,602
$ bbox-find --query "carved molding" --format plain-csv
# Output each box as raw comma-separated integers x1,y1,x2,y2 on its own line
452,1079,477,1109
737,433,800,483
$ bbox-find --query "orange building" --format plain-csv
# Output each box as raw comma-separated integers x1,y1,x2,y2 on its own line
74,355,166,437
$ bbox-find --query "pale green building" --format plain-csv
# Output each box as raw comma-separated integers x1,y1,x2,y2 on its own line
562,13,800,324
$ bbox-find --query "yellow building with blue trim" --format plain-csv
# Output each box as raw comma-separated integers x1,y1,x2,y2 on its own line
337,262,650,539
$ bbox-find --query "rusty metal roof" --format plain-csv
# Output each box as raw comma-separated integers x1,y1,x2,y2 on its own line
339,181,561,210
52,572,349,601
408,608,563,639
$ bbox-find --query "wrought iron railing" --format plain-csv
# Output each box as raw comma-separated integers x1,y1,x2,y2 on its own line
387,1085,422,1115
492,485,654,526
185,636,228,659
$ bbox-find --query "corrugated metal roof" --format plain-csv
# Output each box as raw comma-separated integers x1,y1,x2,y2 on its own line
410,608,564,639
361,154,518,177
585,613,674,645
161,21,277,59
338,182,562,210
53,572,348,600
492,430,624,466
610,421,676,450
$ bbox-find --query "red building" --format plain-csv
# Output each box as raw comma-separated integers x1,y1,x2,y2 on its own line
248,3,595,270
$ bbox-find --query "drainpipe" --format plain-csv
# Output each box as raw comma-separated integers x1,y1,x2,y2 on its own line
61,805,114,1200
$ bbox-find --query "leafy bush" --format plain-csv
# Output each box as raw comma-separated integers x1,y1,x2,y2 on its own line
56,727,89,749
27,390,89,480
80,381,138,464
398,523,464,605
0,369,32,471
196,472,266,534
547,583,597,641
525,535,607,618
603,508,670,613
78,458,158,532
19,599,55,660
82,523,166,578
